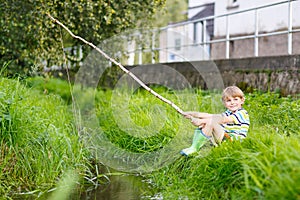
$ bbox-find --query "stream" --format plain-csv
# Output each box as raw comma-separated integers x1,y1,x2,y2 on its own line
78,174,160,200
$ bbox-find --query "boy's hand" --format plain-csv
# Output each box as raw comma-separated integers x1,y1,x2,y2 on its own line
182,112,192,119
190,117,205,128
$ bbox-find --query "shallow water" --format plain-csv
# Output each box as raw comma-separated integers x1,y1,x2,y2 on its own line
79,174,156,200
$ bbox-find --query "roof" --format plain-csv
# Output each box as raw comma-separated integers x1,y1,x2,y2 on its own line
189,3,215,21
189,3,214,37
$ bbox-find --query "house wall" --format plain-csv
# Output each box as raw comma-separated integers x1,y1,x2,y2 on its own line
214,0,300,36
211,30,300,59
159,25,192,63
210,0,300,59
135,1,300,64
159,1,215,63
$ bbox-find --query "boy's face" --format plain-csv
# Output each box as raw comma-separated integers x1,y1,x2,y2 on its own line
223,96,244,112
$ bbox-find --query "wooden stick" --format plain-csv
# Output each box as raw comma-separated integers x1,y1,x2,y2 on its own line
47,13,185,116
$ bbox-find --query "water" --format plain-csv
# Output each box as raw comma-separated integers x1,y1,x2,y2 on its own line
12,170,158,199
79,174,156,200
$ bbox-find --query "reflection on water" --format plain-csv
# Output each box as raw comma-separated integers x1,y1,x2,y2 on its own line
79,174,155,200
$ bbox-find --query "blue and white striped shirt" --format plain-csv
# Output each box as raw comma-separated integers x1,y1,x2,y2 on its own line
221,108,250,138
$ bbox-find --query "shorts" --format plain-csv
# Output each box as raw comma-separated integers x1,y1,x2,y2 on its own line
223,132,246,142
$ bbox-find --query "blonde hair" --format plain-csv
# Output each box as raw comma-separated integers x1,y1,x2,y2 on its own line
222,86,245,102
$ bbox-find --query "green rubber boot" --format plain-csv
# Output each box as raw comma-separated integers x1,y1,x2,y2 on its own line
180,128,209,156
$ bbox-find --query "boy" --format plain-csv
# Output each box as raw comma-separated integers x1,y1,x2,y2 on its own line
180,86,250,156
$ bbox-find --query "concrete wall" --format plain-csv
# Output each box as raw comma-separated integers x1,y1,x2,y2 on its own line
57,55,299,96
213,55,300,95
121,55,299,96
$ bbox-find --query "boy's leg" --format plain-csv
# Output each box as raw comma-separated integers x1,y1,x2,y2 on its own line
180,128,210,156
202,117,224,144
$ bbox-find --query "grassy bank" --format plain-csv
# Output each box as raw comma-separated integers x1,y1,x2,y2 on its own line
147,92,300,199
0,77,92,199
80,77,300,199
1,76,299,199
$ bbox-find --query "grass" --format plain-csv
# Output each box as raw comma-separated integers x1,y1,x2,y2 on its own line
1,76,299,199
146,91,300,199
0,77,91,199
87,79,300,199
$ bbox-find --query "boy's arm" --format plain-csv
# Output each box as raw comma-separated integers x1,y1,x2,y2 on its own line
188,113,235,127
183,110,235,124
183,111,212,119
211,114,235,124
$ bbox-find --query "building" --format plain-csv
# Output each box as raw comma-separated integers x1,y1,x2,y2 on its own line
159,1,215,62
159,0,300,62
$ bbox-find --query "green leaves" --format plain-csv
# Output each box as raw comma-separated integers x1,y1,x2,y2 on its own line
0,0,166,76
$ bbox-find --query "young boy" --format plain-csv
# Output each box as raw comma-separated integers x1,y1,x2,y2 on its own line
180,86,250,156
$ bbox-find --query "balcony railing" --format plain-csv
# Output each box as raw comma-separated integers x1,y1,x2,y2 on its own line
124,0,300,65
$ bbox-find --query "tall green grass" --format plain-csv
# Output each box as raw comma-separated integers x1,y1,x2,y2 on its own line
1,76,299,199
93,86,224,154
91,82,300,199
0,77,91,199
146,92,300,199
24,76,73,104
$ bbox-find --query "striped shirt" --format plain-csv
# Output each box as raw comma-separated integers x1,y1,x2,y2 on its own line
221,108,250,138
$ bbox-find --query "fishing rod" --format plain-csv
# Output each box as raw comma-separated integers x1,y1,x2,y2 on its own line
47,13,188,117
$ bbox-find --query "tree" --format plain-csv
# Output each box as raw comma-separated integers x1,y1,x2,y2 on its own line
153,0,188,28
0,0,166,76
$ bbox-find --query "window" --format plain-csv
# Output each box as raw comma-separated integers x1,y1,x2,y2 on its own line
227,0,239,9
175,38,181,51
169,54,175,61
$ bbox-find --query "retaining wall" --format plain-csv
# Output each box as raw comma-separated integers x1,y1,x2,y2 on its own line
57,55,300,95
124,55,300,95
